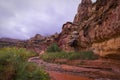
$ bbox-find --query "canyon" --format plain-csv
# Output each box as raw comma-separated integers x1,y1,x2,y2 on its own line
1,0,119,59
0,0,120,79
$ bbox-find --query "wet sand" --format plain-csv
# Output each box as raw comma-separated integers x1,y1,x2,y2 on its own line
48,71,93,80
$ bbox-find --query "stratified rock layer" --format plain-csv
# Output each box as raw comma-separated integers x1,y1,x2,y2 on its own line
92,37,120,58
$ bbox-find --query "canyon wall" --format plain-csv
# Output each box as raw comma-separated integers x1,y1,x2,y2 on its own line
58,0,120,58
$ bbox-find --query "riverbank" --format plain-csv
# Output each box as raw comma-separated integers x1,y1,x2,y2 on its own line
29,57,120,80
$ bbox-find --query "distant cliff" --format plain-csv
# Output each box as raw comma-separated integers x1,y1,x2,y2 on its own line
0,33,58,54
0,38,21,48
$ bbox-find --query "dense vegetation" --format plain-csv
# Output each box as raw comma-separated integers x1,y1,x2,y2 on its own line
0,47,50,80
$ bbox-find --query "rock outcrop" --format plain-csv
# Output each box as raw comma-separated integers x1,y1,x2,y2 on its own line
58,0,120,58
57,22,77,51
74,0,92,23
17,33,59,54
92,37,120,59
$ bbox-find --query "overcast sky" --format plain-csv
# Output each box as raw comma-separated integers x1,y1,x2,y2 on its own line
0,0,96,40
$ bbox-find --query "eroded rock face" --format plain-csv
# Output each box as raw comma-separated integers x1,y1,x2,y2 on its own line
92,37,120,58
58,0,120,58
85,0,120,57
57,22,76,51
73,0,92,23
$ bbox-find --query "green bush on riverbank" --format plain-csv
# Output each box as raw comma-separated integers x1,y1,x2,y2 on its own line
40,51,98,62
0,47,50,80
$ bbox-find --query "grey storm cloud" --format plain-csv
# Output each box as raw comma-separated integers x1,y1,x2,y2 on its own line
0,0,96,39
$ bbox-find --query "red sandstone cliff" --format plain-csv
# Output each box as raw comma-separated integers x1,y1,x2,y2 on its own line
58,0,120,58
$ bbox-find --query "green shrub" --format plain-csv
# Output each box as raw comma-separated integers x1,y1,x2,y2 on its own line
14,62,49,80
46,43,61,52
40,51,98,62
67,51,98,60
0,47,50,80
40,51,68,62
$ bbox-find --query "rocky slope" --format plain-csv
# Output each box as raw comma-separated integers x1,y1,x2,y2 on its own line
0,33,58,54
0,38,22,48
58,0,120,58
17,33,59,54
